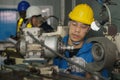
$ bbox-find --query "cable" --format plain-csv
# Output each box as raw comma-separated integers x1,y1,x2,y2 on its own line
46,16,59,22
103,3,112,24
45,15,62,26
27,31,109,80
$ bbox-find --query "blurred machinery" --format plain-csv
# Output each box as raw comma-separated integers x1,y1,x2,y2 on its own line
17,27,70,61
0,2,120,79
0,26,76,80
97,1,120,80
0,25,120,80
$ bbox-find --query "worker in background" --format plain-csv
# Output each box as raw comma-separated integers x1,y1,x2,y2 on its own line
25,6,54,32
53,4,109,79
17,1,30,36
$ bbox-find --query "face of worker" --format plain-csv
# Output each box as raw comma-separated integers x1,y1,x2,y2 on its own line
31,16,42,27
68,20,90,42
19,11,26,19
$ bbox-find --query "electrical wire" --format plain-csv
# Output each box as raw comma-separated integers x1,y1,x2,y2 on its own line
45,15,61,25
103,3,112,24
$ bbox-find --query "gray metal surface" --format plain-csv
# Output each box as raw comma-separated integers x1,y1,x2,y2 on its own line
86,37,118,71
44,36,61,58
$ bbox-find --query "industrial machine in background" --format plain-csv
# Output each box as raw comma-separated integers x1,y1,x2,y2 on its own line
97,0,120,79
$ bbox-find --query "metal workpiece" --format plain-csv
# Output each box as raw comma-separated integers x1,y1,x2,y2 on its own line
18,38,26,56
24,27,72,58
17,27,68,58
60,43,74,52
43,35,61,58
0,41,15,51
86,37,118,71
17,28,44,61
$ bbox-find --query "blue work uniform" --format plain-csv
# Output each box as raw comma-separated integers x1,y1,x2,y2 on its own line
53,35,109,78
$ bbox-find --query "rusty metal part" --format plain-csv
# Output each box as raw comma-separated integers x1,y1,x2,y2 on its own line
38,71,88,80
1,64,89,80
86,37,118,71
107,24,117,36
52,71,86,80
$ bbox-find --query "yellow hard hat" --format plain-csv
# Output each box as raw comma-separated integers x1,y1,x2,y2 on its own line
69,4,94,25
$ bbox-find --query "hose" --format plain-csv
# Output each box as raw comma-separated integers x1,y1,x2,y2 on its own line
45,15,62,26
27,31,109,80
46,16,59,22
103,3,112,25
